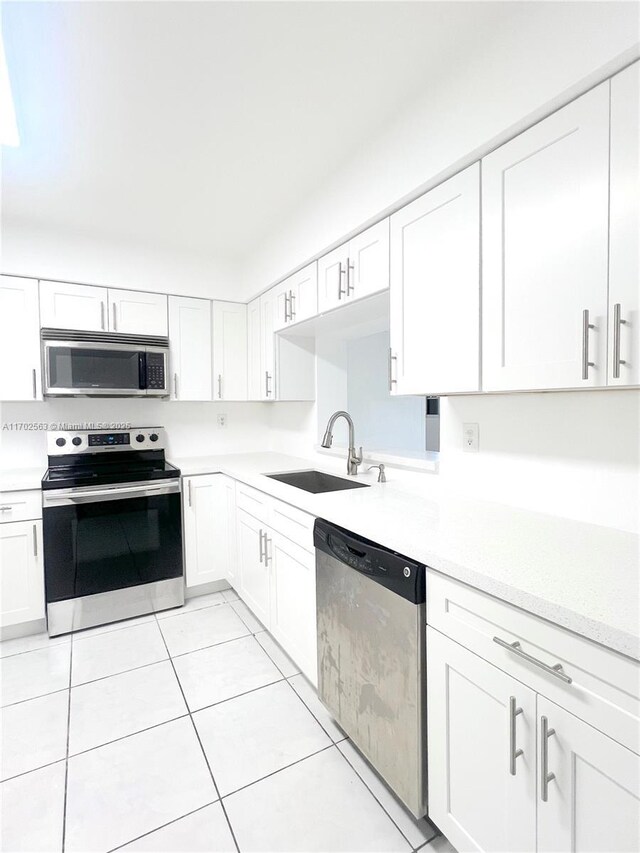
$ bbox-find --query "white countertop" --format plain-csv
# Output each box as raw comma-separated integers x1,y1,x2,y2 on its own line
0,467,45,492
175,452,640,661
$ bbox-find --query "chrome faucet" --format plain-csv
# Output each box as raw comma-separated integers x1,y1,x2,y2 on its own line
321,410,363,476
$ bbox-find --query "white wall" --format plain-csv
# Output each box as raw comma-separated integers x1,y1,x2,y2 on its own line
1,219,242,301
0,398,272,471
241,3,639,296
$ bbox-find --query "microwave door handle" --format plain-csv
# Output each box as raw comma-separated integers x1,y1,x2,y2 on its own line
139,352,147,390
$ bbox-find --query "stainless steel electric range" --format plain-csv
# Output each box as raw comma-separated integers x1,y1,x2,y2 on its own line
42,427,184,636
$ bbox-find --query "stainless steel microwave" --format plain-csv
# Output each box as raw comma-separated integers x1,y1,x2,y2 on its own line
41,329,169,397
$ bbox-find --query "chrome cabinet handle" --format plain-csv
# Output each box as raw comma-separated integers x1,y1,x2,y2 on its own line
582,309,595,379
187,480,192,508
346,258,355,295
284,292,290,323
264,534,272,565
265,371,272,398
258,529,265,563
388,348,397,391
174,373,178,399
493,637,572,684
613,303,627,379
32,368,37,399
112,303,118,331
32,524,38,557
100,302,106,330
338,263,346,300
0,506,12,512
509,696,523,776
217,374,222,399
289,290,296,320
540,715,556,802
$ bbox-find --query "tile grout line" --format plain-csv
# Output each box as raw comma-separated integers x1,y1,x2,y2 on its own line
154,612,241,853
334,744,436,852
105,798,221,853
61,631,74,853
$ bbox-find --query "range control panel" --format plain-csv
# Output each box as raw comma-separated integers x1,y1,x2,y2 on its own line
47,428,166,455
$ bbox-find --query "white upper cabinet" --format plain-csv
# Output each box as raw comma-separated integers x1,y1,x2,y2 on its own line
0,276,42,401
390,164,480,396
274,263,318,331
212,301,247,401
168,296,212,400
40,280,168,336
107,289,168,337
260,289,276,400
536,696,640,853
318,220,389,313
40,280,107,332
247,297,262,401
482,83,610,391
609,62,640,387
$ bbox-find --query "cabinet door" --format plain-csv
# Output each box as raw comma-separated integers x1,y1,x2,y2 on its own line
0,276,42,401
246,297,262,401
108,289,168,336
427,627,536,853
482,83,609,391
348,219,389,302
168,296,212,400
260,290,276,400
288,262,318,325
390,165,480,395
39,280,107,332
236,508,270,627
212,301,247,400
317,242,350,313
0,520,44,628
183,475,229,589
222,477,238,587
609,62,640,387
270,531,317,685
537,696,640,853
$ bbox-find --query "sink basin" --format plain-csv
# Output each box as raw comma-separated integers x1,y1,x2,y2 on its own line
265,469,370,494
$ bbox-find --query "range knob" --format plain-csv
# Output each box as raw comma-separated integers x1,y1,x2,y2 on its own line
149,433,159,442
135,434,145,443
72,436,82,447
55,437,66,447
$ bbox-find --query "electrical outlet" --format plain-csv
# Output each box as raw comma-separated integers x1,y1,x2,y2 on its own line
463,422,479,452
217,414,227,428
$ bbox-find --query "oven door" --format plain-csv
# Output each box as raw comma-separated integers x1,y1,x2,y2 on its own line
43,340,148,396
43,480,183,607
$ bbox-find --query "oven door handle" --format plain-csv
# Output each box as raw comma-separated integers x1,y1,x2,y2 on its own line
43,480,181,506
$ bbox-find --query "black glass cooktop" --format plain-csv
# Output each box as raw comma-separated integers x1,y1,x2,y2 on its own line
42,451,180,490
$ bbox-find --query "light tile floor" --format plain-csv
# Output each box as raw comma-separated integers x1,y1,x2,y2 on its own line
0,591,458,853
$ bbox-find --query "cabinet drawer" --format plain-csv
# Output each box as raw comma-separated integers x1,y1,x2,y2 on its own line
235,482,272,524
0,490,42,523
427,570,640,754
269,500,315,553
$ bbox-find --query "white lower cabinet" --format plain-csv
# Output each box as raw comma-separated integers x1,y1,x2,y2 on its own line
427,627,536,853
0,519,44,628
427,626,640,853
236,507,271,626
183,475,237,590
269,530,317,684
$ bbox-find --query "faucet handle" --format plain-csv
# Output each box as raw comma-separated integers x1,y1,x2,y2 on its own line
368,463,386,483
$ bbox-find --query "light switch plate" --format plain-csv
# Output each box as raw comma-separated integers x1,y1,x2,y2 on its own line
463,422,479,452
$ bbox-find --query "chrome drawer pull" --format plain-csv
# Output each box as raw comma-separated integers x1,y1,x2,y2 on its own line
0,506,12,512
509,696,523,776
581,309,595,380
493,637,572,684
258,529,265,563
338,263,346,300
540,715,556,802
613,303,627,379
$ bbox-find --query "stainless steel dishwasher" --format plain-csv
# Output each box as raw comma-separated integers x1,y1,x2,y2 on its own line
314,518,427,818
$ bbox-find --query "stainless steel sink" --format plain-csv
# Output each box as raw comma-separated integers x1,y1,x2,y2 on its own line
265,469,370,494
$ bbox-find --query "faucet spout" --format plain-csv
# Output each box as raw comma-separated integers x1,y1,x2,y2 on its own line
321,411,362,475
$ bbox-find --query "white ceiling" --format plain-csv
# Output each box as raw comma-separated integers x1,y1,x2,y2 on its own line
2,2,536,265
